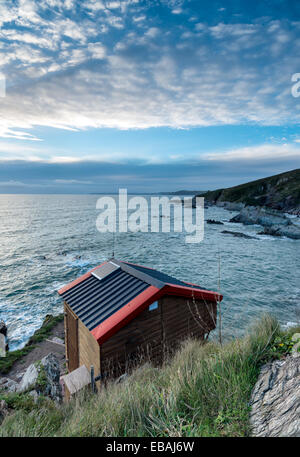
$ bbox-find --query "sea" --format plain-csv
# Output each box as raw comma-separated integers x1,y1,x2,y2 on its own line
0,194,299,350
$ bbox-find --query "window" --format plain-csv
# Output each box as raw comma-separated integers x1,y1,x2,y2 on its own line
149,301,158,311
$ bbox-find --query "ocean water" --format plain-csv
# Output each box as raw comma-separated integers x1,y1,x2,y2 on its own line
0,194,299,350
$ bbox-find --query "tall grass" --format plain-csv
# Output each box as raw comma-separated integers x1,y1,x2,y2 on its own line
0,314,279,437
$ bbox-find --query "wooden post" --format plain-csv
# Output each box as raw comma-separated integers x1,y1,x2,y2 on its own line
91,365,95,393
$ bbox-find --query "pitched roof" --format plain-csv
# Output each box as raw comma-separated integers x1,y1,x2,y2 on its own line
58,259,222,344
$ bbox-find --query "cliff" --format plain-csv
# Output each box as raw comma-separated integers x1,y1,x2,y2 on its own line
197,169,300,214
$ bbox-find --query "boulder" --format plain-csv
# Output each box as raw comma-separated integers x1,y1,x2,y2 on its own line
0,320,7,337
18,353,62,402
258,224,300,240
230,206,291,227
0,377,19,393
250,354,300,436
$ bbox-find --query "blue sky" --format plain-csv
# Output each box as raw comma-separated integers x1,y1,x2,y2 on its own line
0,0,299,193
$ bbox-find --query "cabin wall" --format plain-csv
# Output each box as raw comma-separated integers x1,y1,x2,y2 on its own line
78,318,101,386
161,295,217,348
65,301,101,388
100,295,217,378
64,302,79,372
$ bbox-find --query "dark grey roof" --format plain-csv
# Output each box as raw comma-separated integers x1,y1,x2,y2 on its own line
123,261,207,291
60,258,206,332
61,266,150,331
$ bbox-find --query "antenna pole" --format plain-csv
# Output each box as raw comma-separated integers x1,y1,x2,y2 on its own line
112,230,115,258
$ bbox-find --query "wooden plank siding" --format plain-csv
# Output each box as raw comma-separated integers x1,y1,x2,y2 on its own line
65,301,101,388
78,318,101,388
64,302,79,372
100,296,217,379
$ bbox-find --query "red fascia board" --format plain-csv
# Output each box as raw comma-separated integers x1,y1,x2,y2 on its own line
58,261,107,295
91,285,162,344
164,283,223,302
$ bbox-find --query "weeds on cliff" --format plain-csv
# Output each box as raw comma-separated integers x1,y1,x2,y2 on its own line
0,314,64,375
0,314,280,438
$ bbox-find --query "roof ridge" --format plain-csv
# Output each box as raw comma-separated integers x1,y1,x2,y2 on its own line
112,259,165,289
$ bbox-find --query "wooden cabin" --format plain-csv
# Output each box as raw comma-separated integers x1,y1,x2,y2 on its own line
58,259,222,383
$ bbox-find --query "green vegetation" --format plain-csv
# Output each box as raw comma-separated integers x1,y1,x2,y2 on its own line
198,168,300,211
0,315,289,437
270,329,300,358
0,314,64,375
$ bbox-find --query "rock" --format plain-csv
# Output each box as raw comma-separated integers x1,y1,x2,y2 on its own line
221,230,257,240
0,334,6,357
18,363,38,392
258,224,300,240
250,355,300,436
216,201,245,211
292,342,300,357
28,390,39,403
51,337,64,345
230,206,291,227
0,377,19,392
18,353,62,403
0,320,7,337
291,333,300,343
206,219,224,225
15,371,25,381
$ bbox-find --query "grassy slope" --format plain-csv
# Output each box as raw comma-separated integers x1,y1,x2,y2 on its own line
199,168,300,210
1,315,291,438
0,314,64,375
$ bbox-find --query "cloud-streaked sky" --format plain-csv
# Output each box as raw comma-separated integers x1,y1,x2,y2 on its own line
0,0,299,192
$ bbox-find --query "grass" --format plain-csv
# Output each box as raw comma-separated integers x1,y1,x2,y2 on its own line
0,314,64,375
0,314,285,437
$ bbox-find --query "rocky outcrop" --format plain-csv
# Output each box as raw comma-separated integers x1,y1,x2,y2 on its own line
0,320,8,355
230,206,291,227
258,224,300,240
250,353,300,437
18,353,62,403
221,230,257,240
0,377,19,392
229,206,300,239
0,321,7,337
206,219,224,225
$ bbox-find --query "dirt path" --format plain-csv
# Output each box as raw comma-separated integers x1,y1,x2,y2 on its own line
7,321,66,381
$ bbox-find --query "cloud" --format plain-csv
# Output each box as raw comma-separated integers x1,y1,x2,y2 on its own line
203,143,300,162
0,0,299,141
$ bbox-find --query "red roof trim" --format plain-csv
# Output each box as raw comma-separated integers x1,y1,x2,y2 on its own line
58,261,107,295
164,283,223,302
91,285,161,344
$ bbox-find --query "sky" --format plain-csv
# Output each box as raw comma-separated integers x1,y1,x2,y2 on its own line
0,0,300,193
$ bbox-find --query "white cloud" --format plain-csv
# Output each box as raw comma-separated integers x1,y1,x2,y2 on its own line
54,179,93,184
203,143,300,162
0,1,299,140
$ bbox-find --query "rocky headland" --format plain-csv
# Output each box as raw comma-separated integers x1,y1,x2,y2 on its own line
192,169,300,239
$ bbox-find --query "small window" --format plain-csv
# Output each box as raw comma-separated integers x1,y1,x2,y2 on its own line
149,301,158,311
